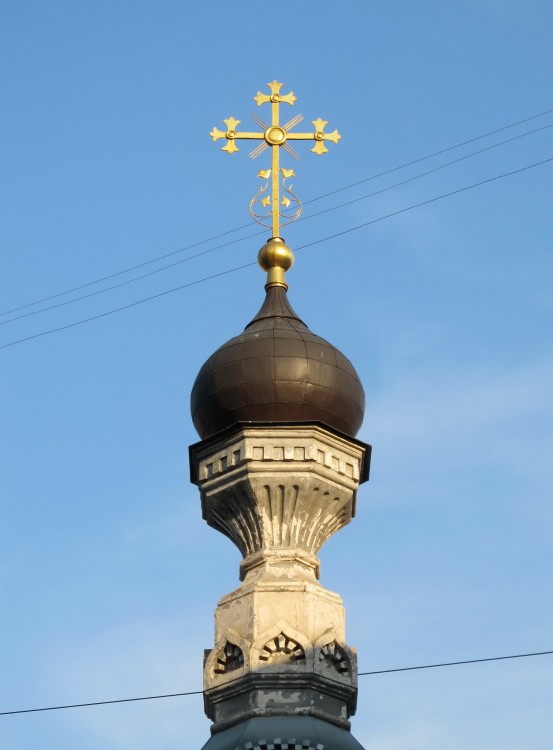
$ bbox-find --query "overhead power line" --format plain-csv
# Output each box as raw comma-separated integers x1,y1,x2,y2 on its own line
2,104,552,318
0,230,264,327
302,105,553,204
2,120,552,329
0,689,203,717
0,261,257,350
0,222,255,317
1,648,551,717
295,155,552,251
1,153,552,352
357,648,553,675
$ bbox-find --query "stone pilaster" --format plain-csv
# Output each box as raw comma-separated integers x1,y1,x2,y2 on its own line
190,423,370,734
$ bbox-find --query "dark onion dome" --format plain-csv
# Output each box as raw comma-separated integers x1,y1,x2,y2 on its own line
190,280,365,440
200,716,367,750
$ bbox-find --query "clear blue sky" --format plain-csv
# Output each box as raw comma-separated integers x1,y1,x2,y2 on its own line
1,1,552,748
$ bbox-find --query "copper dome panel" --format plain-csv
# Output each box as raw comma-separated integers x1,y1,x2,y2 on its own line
190,287,365,439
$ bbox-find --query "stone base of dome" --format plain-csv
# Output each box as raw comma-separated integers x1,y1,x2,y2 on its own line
189,422,370,566
191,423,370,735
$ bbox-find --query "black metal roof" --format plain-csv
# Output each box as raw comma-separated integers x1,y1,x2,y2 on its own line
200,716,367,750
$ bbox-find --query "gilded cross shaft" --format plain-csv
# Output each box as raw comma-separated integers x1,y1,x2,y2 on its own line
210,81,341,238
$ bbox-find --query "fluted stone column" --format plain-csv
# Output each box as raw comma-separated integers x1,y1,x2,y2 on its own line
190,423,371,734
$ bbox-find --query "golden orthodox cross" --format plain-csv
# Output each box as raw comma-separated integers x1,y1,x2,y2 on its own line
210,80,341,239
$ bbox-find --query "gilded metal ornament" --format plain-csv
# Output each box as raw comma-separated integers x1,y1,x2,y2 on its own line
210,80,341,239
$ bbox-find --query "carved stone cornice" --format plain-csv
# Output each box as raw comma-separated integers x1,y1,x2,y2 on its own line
190,423,370,572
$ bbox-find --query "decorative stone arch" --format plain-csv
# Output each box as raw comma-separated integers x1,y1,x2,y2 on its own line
204,629,250,683
251,620,313,670
314,631,357,685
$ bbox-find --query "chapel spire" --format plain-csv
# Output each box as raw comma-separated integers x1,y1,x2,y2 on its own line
192,82,370,750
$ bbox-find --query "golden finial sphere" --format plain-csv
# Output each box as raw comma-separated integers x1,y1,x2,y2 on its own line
258,237,295,272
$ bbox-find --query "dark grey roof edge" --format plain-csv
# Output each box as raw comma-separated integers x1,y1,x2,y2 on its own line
200,716,366,750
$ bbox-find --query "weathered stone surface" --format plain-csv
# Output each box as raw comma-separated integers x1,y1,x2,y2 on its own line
204,670,357,731
190,425,369,567
189,423,370,733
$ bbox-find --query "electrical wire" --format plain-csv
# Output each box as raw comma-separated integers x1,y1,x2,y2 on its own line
299,121,553,225
357,649,553,675
0,261,257,350
2,120,552,329
0,689,203,716
0,229,264,326
1,648,551,717
0,222,255,317
2,104,552,318
302,105,553,205
1,153,552,352
295,154,553,252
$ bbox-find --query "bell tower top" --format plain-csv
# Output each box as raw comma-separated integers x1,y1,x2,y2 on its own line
192,81,370,750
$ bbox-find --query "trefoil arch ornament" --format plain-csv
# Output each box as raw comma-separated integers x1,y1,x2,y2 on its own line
259,632,306,665
214,641,244,675
251,620,312,669
314,631,357,685
318,640,350,675
204,629,250,682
